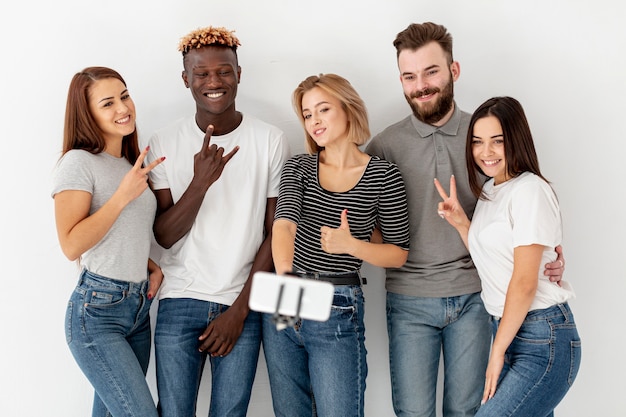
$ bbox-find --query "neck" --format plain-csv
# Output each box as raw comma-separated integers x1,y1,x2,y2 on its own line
196,110,243,136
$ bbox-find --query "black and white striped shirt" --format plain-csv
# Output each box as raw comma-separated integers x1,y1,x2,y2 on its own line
276,153,410,273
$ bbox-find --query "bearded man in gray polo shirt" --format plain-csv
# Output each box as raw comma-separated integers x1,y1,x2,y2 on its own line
366,22,566,417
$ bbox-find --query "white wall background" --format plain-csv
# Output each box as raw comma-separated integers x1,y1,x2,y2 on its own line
1,1,623,415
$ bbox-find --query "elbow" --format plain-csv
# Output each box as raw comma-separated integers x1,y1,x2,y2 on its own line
61,246,82,262
389,250,409,268
154,233,174,250
153,224,174,249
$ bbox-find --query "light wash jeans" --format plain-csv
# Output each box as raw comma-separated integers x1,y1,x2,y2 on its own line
65,269,157,417
154,298,261,417
475,303,581,417
386,291,491,417
262,285,367,417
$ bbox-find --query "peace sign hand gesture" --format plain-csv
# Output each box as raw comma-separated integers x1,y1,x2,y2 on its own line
433,175,471,233
116,146,165,206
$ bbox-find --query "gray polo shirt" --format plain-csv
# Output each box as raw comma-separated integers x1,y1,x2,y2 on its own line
366,104,482,297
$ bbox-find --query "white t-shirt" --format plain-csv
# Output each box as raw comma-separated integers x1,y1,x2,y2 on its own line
147,114,290,305
469,172,575,317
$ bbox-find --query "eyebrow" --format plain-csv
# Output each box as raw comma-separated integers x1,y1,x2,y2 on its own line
472,133,504,139
302,100,330,113
98,89,128,104
401,64,439,77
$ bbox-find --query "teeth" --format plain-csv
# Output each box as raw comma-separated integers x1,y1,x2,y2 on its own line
116,116,130,124
483,160,500,166
206,92,224,98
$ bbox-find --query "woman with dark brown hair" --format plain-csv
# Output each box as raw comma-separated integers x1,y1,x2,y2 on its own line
52,67,164,417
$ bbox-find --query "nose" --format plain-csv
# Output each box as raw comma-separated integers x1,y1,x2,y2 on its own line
481,143,495,156
205,72,222,87
413,74,429,93
117,101,131,114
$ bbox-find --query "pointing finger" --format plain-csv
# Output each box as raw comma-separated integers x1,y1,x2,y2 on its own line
201,125,215,155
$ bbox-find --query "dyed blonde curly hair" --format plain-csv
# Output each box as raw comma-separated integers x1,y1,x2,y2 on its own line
178,26,241,56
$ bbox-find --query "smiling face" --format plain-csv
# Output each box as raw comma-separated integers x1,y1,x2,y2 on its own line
471,115,509,184
301,87,349,149
398,41,459,126
88,77,136,146
182,46,241,118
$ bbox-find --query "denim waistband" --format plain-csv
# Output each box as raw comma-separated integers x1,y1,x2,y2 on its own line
292,270,361,286
493,303,573,322
78,269,149,295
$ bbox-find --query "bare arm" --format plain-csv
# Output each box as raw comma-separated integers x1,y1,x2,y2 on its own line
153,125,239,248
55,147,164,260
272,218,298,275
320,209,408,268
482,244,542,404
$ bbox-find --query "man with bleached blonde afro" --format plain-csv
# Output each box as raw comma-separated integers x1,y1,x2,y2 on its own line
146,25,290,416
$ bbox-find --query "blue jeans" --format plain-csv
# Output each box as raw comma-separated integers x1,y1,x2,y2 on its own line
386,291,491,417
262,285,367,417
475,303,581,417
154,298,261,417
65,269,157,417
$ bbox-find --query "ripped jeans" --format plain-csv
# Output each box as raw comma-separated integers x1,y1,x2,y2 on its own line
262,285,366,417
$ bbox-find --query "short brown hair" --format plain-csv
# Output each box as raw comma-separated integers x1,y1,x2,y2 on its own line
292,74,370,155
393,22,454,64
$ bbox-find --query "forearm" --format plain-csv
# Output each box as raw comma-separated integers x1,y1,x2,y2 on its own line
272,220,296,275
492,279,536,356
455,222,470,250
350,240,408,268
153,181,209,248
492,245,542,356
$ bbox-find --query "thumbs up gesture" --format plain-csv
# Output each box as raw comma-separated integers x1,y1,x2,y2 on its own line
320,209,355,254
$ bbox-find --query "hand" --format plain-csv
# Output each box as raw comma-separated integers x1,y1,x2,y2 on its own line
198,308,245,357
320,209,355,255
147,265,163,300
193,125,239,190
433,175,470,230
117,146,165,205
482,351,505,405
544,245,565,286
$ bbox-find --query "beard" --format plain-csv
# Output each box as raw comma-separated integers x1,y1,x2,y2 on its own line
405,76,454,125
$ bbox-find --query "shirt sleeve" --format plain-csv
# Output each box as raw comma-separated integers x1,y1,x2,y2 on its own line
274,155,306,224
377,163,411,250
51,150,95,198
511,178,561,248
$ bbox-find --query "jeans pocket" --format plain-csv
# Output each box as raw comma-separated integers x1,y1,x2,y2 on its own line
84,288,127,320
568,339,582,386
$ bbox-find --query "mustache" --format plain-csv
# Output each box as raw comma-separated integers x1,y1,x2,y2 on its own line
410,88,440,99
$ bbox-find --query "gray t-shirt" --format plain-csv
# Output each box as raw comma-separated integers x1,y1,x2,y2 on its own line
51,150,156,282
366,105,482,297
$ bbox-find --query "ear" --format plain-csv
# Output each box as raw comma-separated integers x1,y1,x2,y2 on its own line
182,70,189,88
237,66,242,84
450,61,460,82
